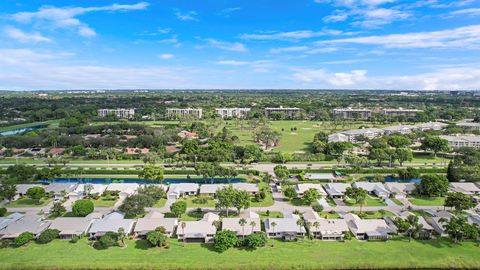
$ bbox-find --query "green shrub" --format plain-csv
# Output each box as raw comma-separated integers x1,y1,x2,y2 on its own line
37,229,60,244
243,232,268,249
72,199,94,217
15,232,35,247
312,203,324,213
0,207,7,217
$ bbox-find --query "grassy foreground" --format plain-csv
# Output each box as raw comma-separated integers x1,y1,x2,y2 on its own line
0,238,479,269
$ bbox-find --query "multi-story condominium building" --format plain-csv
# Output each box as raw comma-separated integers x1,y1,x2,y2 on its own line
215,108,251,118
457,121,480,131
341,128,385,142
440,135,480,149
413,122,448,131
381,108,423,117
333,108,372,120
166,108,203,119
264,106,301,118
97,108,135,118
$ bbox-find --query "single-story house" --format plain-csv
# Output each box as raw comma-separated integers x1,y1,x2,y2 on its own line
295,184,327,197
222,211,261,236
68,184,108,199
167,183,199,199
386,211,434,239
0,213,24,231
134,217,178,238
88,212,136,239
382,125,415,135
324,183,351,198
44,184,77,200
264,213,305,240
384,182,416,199
15,184,42,199
199,184,226,197
303,173,336,182
0,215,51,239
177,213,219,243
425,216,450,237
106,183,139,196
353,182,390,198
305,215,349,241
49,217,96,239
328,133,349,143
448,182,480,195
231,183,259,195
344,213,395,240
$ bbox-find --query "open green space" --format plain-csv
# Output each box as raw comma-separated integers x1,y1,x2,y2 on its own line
351,210,395,219
317,211,341,219
4,197,51,208
409,196,446,206
182,196,216,208
0,238,479,269
257,211,283,220
92,196,118,207
153,198,167,208
344,196,387,207
164,211,205,221
389,198,404,205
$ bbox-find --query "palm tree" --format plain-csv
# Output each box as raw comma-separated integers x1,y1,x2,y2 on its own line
239,218,247,240
181,222,186,246
270,221,277,247
297,218,305,239
117,227,126,247
249,220,257,235
313,221,320,240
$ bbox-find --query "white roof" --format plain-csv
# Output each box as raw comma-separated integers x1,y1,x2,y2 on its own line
304,173,335,181
308,218,349,234
449,182,480,194
264,214,302,234
341,128,384,136
180,221,217,237
440,135,480,143
384,182,416,194
106,183,139,194
382,125,415,132
15,184,42,194
88,214,135,235
328,133,348,143
71,184,107,195
295,183,327,196
222,218,261,235
0,215,51,238
199,184,226,194
231,183,259,193
49,217,94,235
134,218,178,234
168,183,199,194
201,212,220,223
324,183,350,196
0,213,24,231
344,213,394,235
239,211,260,219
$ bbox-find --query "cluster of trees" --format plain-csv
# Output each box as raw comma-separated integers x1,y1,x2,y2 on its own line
14,229,60,247
119,185,166,218
416,174,449,197
368,136,413,167
213,230,268,252
447,148,480,182
215,186,251,216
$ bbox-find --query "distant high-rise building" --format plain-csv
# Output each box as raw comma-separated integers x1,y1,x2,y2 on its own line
97,108,135,118
333,108,372,120
166,108,203,119
264,106,301,118
215,108,251,118
381,108,423,117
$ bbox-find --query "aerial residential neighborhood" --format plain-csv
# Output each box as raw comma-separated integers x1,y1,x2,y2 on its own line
2,0,480,269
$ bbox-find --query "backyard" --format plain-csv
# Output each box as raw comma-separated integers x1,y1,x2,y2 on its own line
409,196,446,206
4,197,52,208
0,238,478,269
344,196,387,207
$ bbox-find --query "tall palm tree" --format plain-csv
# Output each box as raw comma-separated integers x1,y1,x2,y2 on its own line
181,222,186,246
313,221,320,240
270,221,277,247
297,218,305,239
239,218,247,239
117,227,126,247
249,220,257,235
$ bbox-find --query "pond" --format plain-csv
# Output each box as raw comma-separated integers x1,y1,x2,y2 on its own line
38,177,246,185
384,175,421,183
0,125,47,136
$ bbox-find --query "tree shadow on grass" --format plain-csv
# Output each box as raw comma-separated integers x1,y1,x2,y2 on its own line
134,239,150,250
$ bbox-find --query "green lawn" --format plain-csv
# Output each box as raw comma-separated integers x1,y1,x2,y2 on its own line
409,196,446,206
4,197,52,208
351,210,395,219
164,211,205,221
317,211,341,219
92,196,118,207
182,196,216,208
0,238,479,269
250,192,274,207
389,198,404,206
153,198,167,208
257,211,283,220
344,196,387,207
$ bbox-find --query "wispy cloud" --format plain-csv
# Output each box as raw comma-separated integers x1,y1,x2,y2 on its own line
215,59,274,72
239,29,343,41
174,10,198,21
158,53,175,59
4,26,52,43
269,46,338,54
218,7,241,17
449,8,480,16
319,24,480,49
205,39,247,52
11,2,149,37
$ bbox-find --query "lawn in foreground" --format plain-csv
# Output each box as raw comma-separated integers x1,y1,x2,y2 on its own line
344,196,387,207
4,198,51,208
409,196,446,206
0,238,479,269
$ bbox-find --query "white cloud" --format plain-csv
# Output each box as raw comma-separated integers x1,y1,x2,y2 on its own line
4,26,52,43
319,24,480,49
218,7,241,17
11,2,149,37
215,59,275,73
206,39,247,52
269,46,338,54
239,30,343,41
354,8,410,28
158,53,175,59
291,66,480,90
270,46,309,54
323,11,349,22
174,10,198,21
450,8,480,16
216,60,249,66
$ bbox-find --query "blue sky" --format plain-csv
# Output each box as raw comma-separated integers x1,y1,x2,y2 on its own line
1,0,480,90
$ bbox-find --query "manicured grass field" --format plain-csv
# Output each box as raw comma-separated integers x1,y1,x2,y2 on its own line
92,196,117,207
318,211,341,219
4,197,51,208
344,196,387,207
0,238,479,269
409,196,446,206
183,196,216,208
153,198,167,208
257,211,283,220
351,210,395,219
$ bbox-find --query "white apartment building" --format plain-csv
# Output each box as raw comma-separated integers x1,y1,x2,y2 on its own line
264,106,301,118
440,135,480,149
166,108,203,119
339,128,385,142
381,108,423,117
215,108,251,118
333,108,372,120
97,108,135,118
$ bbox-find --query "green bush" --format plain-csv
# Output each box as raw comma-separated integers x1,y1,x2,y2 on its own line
312,203,324,213
97,232,118,249
15,232,35,247
0,207,7,217
72,199,94,217
192,197,208,204
243,232,268,249
37,229,60,244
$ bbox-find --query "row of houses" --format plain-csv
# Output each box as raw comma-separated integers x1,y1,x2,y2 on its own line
294,181,480,200
439,135,480,149
14,183,260,201
333,108,423,120
328,122,448,143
